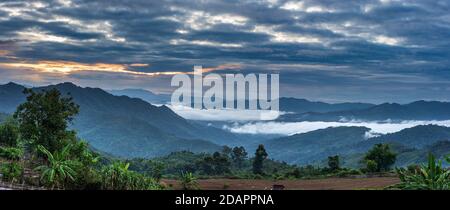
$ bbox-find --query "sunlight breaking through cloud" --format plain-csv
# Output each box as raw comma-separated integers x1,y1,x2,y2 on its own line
0,60,243,78
0,60,183,76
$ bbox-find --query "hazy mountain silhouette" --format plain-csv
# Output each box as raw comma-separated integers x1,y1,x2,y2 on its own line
0,82,246,157
279,101,450,122
262,125,450,165
280,97,374,114
108,88,170,104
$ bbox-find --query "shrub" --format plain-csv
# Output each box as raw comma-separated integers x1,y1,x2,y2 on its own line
328,155,340,172
100,161,161,190
0,119,20,147
253,174,264,180
1,162,23,182
0,147,23,160
335,169,362,178
67,140,102,189
365,160,378,173
179,171,199,190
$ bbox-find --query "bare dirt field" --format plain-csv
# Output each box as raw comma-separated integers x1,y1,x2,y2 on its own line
163,177,400,190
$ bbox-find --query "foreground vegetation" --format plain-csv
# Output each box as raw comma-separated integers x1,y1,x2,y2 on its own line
0,88,449,190
0,88,161,190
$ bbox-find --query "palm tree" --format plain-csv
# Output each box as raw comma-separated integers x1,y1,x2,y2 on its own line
34,144,80,189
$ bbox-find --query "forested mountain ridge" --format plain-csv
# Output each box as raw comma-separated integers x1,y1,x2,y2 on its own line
279,101,450,122
0,82,234,157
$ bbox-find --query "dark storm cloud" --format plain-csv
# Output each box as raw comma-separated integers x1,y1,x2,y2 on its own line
0,0,449,102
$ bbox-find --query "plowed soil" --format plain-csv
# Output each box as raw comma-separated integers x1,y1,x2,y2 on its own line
163,177,400,190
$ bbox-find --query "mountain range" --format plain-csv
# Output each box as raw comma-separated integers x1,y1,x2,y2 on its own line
279,98,374,114
107,88,450,122
0,82,244,157
1,82,450,166
106,88,450,122
107,88,170,105
263,124,450,166
279,101,450,122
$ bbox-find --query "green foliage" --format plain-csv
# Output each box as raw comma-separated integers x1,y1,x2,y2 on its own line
128,158,165,181
0,146,23,160
179,171,199,190
69,141,99,165
365,160,378,173
129,151,297,179
253,144,268,175
100,161,161,190
14,88,79,153
35,144,81,189
1,162,23,182
286,168,302,178
364,144,396,172
0,119,20,147
2,87,166,190
327,155,340,171
66,140,102,189
0,146,24,183
334,168,362,178
150,161,164,182
393,153,450,190
197,152,231,175
231,146,247,168
221,146,232,157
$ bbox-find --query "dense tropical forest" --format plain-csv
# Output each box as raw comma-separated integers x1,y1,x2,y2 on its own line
1,88,450,190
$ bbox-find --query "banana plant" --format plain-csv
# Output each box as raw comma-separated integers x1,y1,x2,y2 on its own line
179,171,199,190
34,144,80,189
394,153,450,190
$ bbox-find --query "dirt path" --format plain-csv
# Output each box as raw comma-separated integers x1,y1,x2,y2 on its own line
162,177,400,190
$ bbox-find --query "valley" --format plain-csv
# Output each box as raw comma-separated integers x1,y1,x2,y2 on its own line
2,82,450,166
1,82,450,191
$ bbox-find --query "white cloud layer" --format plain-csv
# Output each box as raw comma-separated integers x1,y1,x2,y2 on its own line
167,105,281,121
222,120,450,136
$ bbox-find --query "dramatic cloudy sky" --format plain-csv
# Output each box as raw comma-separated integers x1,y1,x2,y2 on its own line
0,0,449,103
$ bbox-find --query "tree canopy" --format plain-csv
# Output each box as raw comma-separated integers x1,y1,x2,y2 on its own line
253,144,268,174
14,88,79,152
364,144,397,172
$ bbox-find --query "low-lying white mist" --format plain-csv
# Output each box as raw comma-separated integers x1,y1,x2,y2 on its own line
166,105,450,137
222,120,450,137
167,105,282,121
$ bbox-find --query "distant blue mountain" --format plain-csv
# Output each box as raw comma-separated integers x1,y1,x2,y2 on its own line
105,90,375,114
350,124,450,151
108,88,170,104
279,97,374,114
279,100,450,122
262,125,450,165
0,82,28,113
262,126,370,165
